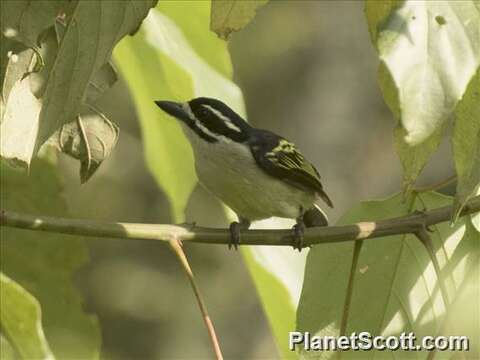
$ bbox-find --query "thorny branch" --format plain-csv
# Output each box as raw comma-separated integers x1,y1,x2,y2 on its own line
1,195,479,247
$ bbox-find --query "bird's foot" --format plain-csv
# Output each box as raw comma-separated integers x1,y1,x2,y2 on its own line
229,221,241,250
292,218,305,252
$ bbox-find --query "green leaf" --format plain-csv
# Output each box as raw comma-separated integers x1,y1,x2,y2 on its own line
160,1,232,78
51,105,119,183
443,220,480,355
0,0,68,48
1,1,156,169
210,0,268,40
380,56,446,196
367,1,480,146
452,67,480,222
297,192,479,358
0,273,54,360
0,154,101,359
114,2,243,221
394,124,445,196
0,334,18,360
242,220,305,360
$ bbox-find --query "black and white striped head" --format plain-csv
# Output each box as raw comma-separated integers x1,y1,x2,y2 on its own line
155,97,250,143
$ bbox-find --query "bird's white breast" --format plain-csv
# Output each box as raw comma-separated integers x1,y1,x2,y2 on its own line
180,124,316,221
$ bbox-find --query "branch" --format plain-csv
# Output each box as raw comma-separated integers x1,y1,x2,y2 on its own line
1,195,479,246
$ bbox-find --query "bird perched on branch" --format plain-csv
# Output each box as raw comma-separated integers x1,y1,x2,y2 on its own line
155,97,333,250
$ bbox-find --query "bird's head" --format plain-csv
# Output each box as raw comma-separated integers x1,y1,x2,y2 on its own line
155,97,250,143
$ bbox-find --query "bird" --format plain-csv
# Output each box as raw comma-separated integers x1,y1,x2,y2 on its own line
155,97,333,250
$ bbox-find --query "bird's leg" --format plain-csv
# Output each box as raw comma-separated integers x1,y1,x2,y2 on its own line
292,207,306,251
229,218,250,250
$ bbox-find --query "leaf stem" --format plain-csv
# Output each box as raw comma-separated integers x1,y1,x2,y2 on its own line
1,195,479,247
168,240,223,360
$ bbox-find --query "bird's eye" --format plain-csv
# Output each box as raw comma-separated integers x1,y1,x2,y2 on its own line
199,108,208,116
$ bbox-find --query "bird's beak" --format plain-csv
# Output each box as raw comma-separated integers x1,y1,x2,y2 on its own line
154,100,190,122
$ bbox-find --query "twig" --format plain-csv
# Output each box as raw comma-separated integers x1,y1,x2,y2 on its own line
168,241,223,360
414,175,457,193
1,195,479,246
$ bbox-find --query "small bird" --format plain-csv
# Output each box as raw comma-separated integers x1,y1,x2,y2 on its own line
155,97,333,250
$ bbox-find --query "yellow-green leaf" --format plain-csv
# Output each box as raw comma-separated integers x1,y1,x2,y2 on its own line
452,67,480,222
210,0,268,40
0,273,54,360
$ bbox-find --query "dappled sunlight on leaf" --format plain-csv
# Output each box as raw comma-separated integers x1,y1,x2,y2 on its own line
142,11,244,113
375,1,480,145
250,218,307,308
297,192,478,358
382,311,407,337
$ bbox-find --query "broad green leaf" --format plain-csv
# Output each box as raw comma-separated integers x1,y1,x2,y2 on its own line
0,0,67,48
1,1,156,169
0,154,101,358
50,105,119,183
297,192,478,359
161,1,232,78
210,0,268,40
367,0,480,146
35,25,118,183
243,218,306,360
440,221,480,355
452,67,480,222
377,45,441,196
0,334,17,360
114,2,243,221
0,273,54,360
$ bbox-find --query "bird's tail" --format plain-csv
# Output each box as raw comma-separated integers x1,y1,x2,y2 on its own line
304,204,329,228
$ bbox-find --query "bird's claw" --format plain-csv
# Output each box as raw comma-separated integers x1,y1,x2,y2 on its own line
292,220,305,252
229,221,241,250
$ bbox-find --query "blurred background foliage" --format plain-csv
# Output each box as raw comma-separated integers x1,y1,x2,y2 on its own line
52,1,456,358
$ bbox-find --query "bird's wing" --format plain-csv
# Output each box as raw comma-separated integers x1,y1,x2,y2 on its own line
249,131,333,208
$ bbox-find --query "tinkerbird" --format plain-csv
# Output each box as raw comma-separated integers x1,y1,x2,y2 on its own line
155,97,333,250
